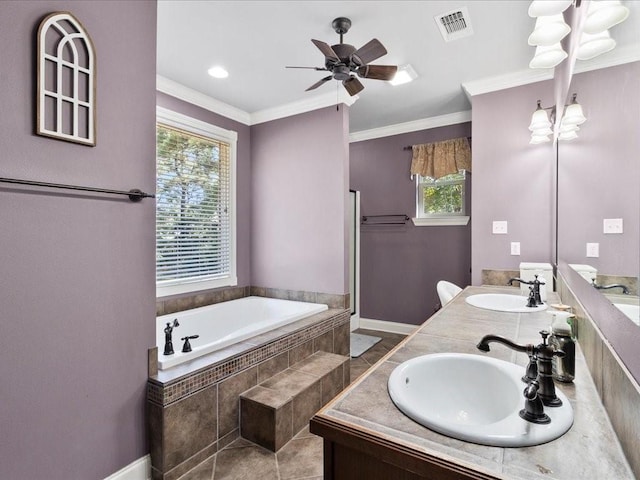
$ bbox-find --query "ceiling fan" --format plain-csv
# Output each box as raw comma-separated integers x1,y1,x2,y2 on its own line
286,17,398,96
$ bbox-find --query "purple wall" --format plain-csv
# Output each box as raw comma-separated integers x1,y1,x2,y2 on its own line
558,62,640,276
471,80,556,285
350,123,472,325
0,2,156,479
251,106,350,294
156,92,252,287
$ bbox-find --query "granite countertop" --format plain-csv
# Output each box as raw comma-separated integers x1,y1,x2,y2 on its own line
315,285,634,479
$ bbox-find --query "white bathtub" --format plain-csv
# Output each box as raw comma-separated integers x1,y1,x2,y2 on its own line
156,296,329,370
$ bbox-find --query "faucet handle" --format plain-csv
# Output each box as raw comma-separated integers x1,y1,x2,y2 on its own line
181,335,199,353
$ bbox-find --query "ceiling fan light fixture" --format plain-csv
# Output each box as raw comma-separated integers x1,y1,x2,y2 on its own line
529,43,567,69
583,0,630,34
390,64,418,86
207,65,229,79
528,0,572,18
528,14,571,46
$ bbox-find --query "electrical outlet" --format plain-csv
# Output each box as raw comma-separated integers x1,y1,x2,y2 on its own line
492,221,508,234
586,242,599,258
510,242,520,255
603,218,623,234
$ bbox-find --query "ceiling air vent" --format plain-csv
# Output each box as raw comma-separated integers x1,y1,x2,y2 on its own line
434,7,474,42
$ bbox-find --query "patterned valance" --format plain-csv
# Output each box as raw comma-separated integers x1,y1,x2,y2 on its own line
410,137,471,179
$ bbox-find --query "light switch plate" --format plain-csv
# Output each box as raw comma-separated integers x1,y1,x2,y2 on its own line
511,242,520,255
603,218,623,234
586,242,599,258
492,221,508,234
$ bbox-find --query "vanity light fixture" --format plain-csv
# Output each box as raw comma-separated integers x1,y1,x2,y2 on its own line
207,65,229,79
529,94,586,144
526,0,629,69
583,0,630,34
528,14,571,46
576,30,616,60
389,64,418,86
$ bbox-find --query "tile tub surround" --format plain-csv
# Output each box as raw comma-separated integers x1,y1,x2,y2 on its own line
148,308,350,480
157,285,350,316
311,286,635,480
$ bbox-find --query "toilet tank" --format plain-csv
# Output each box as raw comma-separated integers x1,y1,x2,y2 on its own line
519,262,554,300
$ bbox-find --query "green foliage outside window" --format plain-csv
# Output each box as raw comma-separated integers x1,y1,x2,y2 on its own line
419,172,465,216
156,124,229,282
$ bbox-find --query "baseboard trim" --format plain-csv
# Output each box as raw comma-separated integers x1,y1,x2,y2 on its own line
350,313,360,332
104,455,150,480
359,318,418,335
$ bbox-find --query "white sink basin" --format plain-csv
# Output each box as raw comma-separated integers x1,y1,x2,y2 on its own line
387,353,573,447
465,293,547,312
614,303,640,326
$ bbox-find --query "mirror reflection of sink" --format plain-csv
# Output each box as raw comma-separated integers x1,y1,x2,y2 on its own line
387,353,573,447
614,303,640,326
465,293,547,312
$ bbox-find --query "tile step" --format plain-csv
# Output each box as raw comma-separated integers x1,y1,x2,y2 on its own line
239,351,349,451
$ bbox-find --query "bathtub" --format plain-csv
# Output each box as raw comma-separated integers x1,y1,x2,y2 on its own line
156,296,329,370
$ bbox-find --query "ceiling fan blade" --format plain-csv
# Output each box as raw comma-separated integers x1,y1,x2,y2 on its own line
286,66,328,71
342,76,364,96
311,39,340,62
305,75,334,92
357,65,398,81
351,38,387,65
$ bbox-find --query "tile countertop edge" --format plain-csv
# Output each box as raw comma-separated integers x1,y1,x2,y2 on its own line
310,285,635,480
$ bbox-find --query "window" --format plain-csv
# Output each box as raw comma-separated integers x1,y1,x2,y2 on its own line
156,107,237,297
413,171,469,226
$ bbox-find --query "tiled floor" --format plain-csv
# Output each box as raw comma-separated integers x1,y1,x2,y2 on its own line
179,328,407,480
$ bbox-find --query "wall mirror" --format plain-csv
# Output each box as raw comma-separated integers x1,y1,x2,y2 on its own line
557,61,640,328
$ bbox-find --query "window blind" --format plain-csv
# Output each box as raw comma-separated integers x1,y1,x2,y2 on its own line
156,123,231,286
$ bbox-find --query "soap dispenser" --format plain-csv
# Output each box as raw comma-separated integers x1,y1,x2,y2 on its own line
549,311,575,383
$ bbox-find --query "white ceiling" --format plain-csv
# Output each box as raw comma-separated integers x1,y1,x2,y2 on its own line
157,1,640,134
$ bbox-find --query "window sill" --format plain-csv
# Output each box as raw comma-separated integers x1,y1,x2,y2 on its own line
412,216,470,227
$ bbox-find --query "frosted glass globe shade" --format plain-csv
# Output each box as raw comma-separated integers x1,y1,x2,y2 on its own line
528,15,571,46
559,123,580,134
584,1,630,34
531,126,554,136
529,108,551,131
528,0,573,17
530,134,552,145
577,31,616,60
529,43,567,68
558,130,579,141
562,103,586,125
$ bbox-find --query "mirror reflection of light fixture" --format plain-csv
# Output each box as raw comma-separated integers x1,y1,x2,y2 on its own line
576,30,617,60
583,0,630,34
529,43,568,69
529,94,586,144
528,0,572,17
389,64,418,86
526,0,629,69
528,14,571,46
562,94,587,125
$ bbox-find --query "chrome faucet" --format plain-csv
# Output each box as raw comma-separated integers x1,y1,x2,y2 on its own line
508,275,545,305
477,330,565,409
591,280,630,294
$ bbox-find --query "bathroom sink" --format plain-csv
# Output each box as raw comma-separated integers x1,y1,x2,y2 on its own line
614,303,640,326
387,353,573,447
465,293,547,312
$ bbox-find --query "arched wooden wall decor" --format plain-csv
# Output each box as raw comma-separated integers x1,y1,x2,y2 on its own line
37,12,96,146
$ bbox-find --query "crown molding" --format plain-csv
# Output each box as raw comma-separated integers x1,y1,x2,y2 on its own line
250,90,358,125
349,111,472,143
461,44,640,101
156,75,251,125
572,44,640,75
157,75,359,126
461,69,553,100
